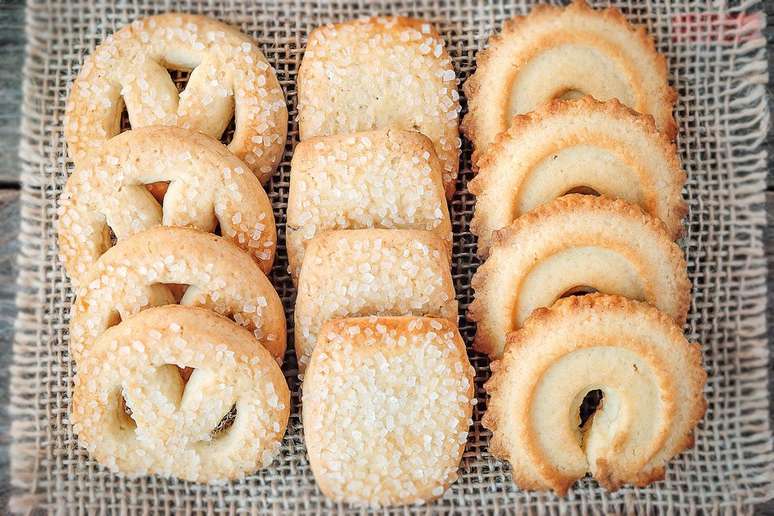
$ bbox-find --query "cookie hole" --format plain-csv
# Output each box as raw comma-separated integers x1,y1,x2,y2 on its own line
559,285,598,298
178,365,194,383
152,282,189,303
556,88,586,101
220,117,236,147
211,404,237,437
563,186,600,197
115,390,137,431
579,389,604,429
105,309,122,329
146,181,170,203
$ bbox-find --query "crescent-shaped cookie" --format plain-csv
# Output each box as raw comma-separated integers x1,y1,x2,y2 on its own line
469,195,690,358
294,229,457,371
286,129,452,281
484,294,706,495
303,316,474,506
70,226,286,363
470,98,686,255
72,305,290,482
65,13,287,183
298,17,460,196
58,126,276,287
462,0,676,164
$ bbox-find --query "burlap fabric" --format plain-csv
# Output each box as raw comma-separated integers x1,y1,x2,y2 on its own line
9,0,774,513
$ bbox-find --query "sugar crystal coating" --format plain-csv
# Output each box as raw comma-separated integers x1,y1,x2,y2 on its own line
297,17,460,197
294,229,457,370
72,305,290,482
57,127,277,287
65,13,288,183
286,129,452,281
69,226,286,363
303,316,474,507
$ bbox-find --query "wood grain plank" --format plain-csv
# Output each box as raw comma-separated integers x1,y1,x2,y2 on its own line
0,190,19,512
0,1,24,184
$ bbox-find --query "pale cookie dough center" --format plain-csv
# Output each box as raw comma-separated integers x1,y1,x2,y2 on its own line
530,347,666,481
514,247,650,326
516,145,645,217
508,44,637,120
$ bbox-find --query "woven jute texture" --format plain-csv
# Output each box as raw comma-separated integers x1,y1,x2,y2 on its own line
9,0,774,513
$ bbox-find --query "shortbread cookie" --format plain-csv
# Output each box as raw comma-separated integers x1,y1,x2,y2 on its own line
470,98,686,254
462,0,676,165
303,316,474,506
286,129,452,281
70,226,285,363
58,127,276,287
469,195,690,358
298,17,460,196
294,229,457,371
484,294,706,495
72,305,290,482
65,13,287,183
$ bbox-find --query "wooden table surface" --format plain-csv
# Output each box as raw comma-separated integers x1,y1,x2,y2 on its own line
0,0,771,512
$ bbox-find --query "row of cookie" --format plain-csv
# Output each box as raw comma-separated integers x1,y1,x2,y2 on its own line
290,18,475,506
60,14,295,482
461,1,707,495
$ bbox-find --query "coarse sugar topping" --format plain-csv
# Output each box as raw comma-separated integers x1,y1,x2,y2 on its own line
302,316,474,506
64,13,287,182
286,129,452,280
294,229,457,370
57,127,276,287
297,17,460,195
69,226,286,363
71,305,290,483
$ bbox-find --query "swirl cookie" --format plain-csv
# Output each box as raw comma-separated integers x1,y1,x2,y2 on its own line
298,17,460,196
303,316,474,506
72,305,290,482
70,226,286,364
462,0,676,164
286,129,452,281
470,98,686,255
58,127,276,287
294,229,457,371
484,294,706,495
65,13,287,183
469,195,690,358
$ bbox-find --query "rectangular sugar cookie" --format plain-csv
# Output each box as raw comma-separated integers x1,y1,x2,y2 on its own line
297,16,461,197
294,228,457,370
286,129,452,281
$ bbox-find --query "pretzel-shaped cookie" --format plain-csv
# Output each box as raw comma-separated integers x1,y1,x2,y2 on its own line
65,13,287,183
58,126,276,287
70,226,286,364
484,294,706,494
72,305,290,482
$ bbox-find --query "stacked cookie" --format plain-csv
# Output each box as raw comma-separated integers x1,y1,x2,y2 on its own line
463,1,706,495
58,14,290,483
293,17,474,507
